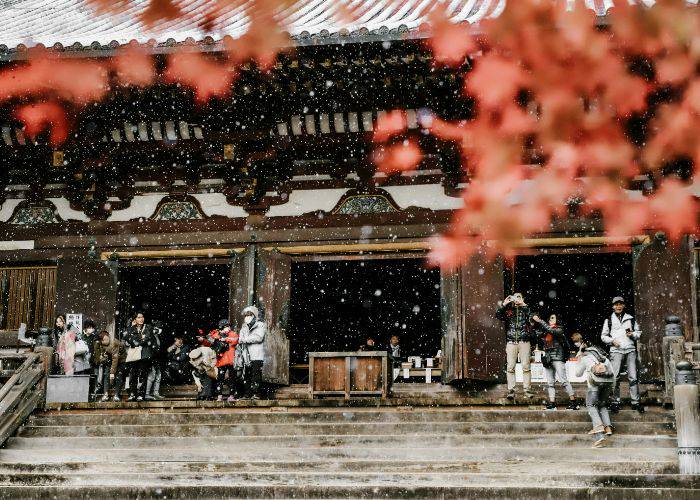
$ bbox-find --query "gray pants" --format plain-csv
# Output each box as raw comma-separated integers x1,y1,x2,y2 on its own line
543,360,575,402
586,383,612,439
610,351,639,404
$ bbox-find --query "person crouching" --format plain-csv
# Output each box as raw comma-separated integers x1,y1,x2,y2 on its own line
93,331,128,402
189,346,218,401
573,333,615,448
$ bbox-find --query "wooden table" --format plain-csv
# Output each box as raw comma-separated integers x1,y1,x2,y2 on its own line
309,352,390,399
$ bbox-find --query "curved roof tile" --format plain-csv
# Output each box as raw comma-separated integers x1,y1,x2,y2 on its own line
0,0,693,54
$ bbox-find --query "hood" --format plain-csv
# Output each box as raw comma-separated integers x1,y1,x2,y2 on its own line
242,305,259,319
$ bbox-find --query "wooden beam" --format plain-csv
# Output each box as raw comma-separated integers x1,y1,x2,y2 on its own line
264,235,650,255
263,241,431,255
99,248,246,261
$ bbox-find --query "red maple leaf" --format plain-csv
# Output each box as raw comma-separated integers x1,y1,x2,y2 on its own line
164,52,234,103
374,141,423,174
15,102,70,146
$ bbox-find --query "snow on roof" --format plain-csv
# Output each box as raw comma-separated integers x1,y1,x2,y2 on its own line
0,0,685,55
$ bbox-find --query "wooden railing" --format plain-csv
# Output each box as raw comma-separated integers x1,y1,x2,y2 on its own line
0,353,47,447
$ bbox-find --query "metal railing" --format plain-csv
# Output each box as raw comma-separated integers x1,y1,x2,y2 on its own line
0,352,47,447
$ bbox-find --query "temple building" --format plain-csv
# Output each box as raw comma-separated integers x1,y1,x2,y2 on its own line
0,0,695,394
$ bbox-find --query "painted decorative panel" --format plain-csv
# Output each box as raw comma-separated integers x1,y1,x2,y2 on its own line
151,200,204,221
8,205,60,225
333,195,398,215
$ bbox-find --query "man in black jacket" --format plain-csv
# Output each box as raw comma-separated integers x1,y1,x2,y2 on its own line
165,335,192,385
496,293,534,400
123,312,158,402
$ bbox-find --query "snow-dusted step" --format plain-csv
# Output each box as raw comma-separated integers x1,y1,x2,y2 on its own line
2,405,681,498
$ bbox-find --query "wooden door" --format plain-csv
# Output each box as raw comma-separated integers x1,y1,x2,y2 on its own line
55,257,118,335
441,253,505,383
229,247,256,325
633,235,695,381
256,249,291,385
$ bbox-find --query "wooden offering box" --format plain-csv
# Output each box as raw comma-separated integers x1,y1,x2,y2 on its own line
309,352,390,399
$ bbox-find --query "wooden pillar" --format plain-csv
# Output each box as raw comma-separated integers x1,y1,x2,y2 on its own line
54,257,118,335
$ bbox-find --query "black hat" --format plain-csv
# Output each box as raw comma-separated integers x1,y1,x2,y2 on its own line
218,319,231,330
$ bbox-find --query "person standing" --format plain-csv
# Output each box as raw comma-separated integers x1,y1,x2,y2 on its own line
238,306,266,400
573,333,615,448
124,312,158,402
205,319,239,402
496,293,534,400
145,321,165,401
533,314,578,410
387,335,401,368
600,297,644,413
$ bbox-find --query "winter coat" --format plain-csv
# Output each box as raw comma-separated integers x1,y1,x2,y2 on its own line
238,320,266,364
203,329,239,367
575,346,615,388
189,346,218,380
93,338,127,376
534,319,568,362
601,313,641,354
495,303,533,343
81,331,98,367
124,325,159,360
167,343,191,367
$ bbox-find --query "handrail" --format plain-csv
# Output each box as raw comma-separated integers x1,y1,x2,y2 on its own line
0,352,47,447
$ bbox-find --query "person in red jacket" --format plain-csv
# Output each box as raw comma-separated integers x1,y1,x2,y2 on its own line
199,319,239,402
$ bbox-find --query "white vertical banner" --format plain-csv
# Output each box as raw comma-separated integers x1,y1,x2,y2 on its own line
66,313,83,334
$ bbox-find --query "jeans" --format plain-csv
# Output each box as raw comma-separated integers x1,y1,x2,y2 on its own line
506,342,531,391
245,360,263,397
544,360,575,402
146,363,162,396
610,351,639,404
111,363,128,397
94,364,109,395
586,383,612,439
128,359,152,397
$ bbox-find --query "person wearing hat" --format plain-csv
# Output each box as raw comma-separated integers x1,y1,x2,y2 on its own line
496,292,535,400
237,306,266,400
205,319,239,402
189,345,218,401
601,296,643,413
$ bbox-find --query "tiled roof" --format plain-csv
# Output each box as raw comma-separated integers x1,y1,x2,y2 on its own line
0,0,686,57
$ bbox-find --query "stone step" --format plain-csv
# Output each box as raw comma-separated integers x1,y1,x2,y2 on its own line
0,460,679,475
17,420,674,438
0,484,696,499
0,445,677,463
1,471,698,489
27,408,672,427
7,432,677,450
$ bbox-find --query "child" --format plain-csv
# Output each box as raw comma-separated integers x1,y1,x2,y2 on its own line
573,333,615,448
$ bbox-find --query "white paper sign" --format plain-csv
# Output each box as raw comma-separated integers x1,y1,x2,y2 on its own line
403,368,410,379
393,368,400,381
66,313,83,334
426,358,434,368
425,368,432,383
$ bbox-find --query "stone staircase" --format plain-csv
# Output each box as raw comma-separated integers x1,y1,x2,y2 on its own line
0,405,694,498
